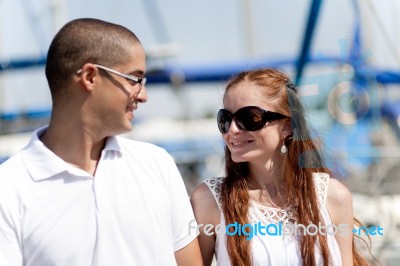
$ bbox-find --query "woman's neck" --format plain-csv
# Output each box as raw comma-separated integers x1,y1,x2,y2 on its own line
247,160,289,208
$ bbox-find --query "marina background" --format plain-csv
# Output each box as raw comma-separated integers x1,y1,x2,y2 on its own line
1,0,400,264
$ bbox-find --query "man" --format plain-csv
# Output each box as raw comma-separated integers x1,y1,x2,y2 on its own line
0,18,202,265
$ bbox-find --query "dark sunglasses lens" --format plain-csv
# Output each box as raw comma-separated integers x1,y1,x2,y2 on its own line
236,107,264,131
217,110,231,133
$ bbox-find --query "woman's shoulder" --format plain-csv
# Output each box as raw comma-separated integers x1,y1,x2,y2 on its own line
191,177,225,206
312,172,351,205
326,178,352,207
190,179,223,225
325,177,353,225
191,182,215,201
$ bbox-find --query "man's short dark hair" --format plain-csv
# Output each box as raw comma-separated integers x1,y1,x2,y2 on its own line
45,18,140,102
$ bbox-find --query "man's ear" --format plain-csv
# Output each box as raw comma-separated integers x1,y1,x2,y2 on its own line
280,119,292,140
77,64,97,91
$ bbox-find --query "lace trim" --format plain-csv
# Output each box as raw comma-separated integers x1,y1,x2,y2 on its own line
203,173,329,227
203,177,224,212
313,172,330,206
249,203,297,226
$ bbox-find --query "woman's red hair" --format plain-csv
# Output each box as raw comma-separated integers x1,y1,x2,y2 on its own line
220,68,372,266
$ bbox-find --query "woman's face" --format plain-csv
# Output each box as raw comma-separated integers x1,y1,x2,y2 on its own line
222,80,288,164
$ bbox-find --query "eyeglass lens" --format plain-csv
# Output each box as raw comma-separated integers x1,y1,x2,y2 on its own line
217,106,286,133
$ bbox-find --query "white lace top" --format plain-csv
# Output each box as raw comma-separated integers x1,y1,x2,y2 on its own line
204,173,342,266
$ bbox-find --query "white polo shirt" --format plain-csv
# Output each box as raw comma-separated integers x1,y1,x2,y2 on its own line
0,127,197,266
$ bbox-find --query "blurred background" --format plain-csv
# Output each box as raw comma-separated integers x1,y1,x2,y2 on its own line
1,0,400,264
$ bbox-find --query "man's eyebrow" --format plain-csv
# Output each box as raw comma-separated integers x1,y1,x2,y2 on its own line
128,70,145,77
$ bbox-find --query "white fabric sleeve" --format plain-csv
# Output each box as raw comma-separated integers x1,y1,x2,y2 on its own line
162,151,198,251
0,192,23,265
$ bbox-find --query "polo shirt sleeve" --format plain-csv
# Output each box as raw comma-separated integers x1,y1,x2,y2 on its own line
0,190,23,265
162,151,199,251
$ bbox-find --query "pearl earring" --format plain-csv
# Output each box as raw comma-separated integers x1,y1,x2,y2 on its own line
280,143,288,154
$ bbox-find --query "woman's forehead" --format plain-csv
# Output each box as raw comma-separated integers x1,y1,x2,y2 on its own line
223,82,275,111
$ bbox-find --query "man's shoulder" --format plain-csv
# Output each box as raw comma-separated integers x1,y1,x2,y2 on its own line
115,137,170,159
0,152,24,174
0,152,28,193
116,136,165,151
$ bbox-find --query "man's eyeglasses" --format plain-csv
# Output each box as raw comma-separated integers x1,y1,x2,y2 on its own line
77,64,147,87
217,106,288,134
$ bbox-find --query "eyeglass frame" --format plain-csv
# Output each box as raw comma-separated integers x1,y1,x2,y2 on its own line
76,64,147,87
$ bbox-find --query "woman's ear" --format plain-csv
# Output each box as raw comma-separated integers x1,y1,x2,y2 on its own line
280,119,292,140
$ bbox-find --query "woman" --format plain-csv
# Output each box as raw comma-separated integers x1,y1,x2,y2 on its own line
191,69,371,265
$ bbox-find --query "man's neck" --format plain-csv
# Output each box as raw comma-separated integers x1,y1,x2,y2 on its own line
40,122,107,176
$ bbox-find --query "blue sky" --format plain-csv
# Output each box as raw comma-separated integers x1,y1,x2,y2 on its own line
0,0,399,116
1,0,357,63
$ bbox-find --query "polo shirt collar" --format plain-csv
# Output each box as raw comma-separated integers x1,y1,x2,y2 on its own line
21,126,122,181
103,133,121,153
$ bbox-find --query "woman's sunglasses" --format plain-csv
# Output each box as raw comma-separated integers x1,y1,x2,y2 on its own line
217,106,288,133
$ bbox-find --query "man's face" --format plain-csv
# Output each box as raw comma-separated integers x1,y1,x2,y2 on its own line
92,43,148,136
